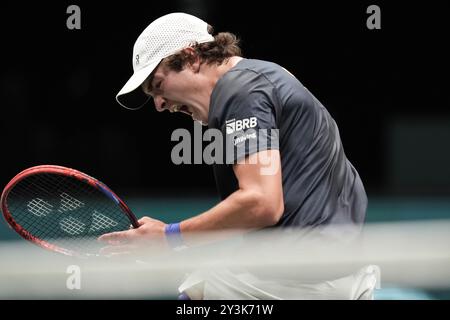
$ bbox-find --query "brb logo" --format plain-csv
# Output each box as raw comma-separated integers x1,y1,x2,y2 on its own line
226,117,258,134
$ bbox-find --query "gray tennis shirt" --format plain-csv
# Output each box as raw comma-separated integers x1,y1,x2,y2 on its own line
208,58,367,228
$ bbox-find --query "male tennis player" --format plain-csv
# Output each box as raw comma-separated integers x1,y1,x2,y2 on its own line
100,13,377,299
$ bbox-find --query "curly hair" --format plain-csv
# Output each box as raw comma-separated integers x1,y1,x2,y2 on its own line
164,26,242,71
142,26,241,95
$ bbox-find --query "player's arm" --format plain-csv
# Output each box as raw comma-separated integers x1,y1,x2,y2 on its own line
98,149,283,250
179,149,284,244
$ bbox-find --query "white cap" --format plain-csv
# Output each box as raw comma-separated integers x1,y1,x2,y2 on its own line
116,12,215,109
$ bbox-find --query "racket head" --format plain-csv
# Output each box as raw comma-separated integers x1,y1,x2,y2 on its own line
1,165,139,257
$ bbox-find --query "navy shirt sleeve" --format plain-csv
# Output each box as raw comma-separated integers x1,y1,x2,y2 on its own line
210,69,281,164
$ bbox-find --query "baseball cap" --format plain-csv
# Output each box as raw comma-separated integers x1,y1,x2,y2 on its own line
116,12,215,110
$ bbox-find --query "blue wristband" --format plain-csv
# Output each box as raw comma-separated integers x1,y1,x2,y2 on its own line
165,223,185,249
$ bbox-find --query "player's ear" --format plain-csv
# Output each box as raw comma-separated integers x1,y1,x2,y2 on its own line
182,47,200,73
191,56,201,73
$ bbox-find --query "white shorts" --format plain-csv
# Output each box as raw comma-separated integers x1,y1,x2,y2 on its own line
179,265,380,300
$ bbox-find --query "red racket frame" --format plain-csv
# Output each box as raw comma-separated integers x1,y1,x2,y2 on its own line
0,165,139,256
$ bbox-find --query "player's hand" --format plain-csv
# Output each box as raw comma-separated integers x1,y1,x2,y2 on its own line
98,217,168,256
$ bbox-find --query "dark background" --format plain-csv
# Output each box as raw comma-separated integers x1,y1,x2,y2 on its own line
0,1,449,299
0,0,449,198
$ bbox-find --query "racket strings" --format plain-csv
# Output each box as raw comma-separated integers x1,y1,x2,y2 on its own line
6,173,132,255
90,211,119,231
58,192,85,212
27,198,53,217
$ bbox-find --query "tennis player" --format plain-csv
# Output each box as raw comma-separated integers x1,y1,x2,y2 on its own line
100,12,378,299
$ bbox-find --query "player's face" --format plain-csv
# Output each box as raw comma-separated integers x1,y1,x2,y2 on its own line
144,62,209,125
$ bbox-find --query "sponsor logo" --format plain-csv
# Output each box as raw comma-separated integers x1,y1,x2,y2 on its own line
234,132,257,146
226,117,258,134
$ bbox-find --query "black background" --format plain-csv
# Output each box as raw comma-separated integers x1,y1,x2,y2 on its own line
0,1,448,197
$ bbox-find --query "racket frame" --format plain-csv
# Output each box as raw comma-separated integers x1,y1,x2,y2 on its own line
1,165,139,256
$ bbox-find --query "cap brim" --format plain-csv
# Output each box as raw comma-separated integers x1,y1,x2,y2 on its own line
116,60,160,110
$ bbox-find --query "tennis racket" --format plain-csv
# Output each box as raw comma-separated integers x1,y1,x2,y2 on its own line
1,165,139,257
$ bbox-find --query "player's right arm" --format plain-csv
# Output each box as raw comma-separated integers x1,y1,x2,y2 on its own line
179,149,284,245
98,149,283,250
